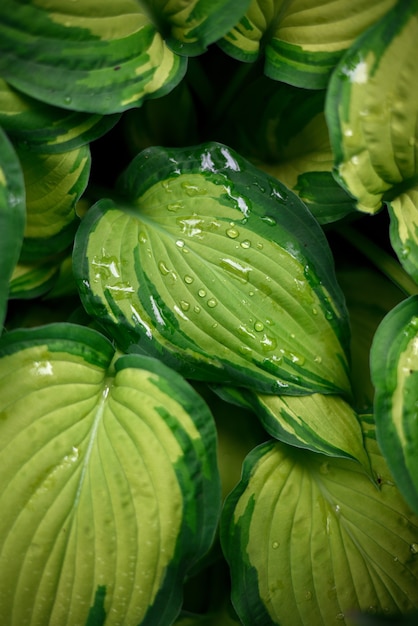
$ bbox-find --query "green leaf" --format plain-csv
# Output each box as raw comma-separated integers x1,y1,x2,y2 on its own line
0,323,221,626
156,0,252,56
0,0,187,114
18,144,90,262
218,78,355,224
388,186,418,284
9,257,61,300
370,295,418,515
73,142,351,396
337,268,405,412
0,125,25,331
244,392,370,468
221,420,418,626
219,0,397,89
326,0,418,213
0,78,120,153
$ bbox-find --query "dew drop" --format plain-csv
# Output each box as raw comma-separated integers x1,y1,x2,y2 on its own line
254,322,264,332
239,345,252,356
325,310,334,320
184,275,194,284
344,128,353,137
410,543,418,554
138,231,147,244
260,335,277,352
305,591,312,601
194,305,201,313
272,541,279,550
240,239,251,249
334,505,341,516
198,289,206,298
176,239,185,248
336,613,345,621
167,202,184,212
256,242,264,250
261,215,276,226
158,261,170,276
180,300,190,311
64,96,72,105
207,298,217,308
226,227,239,239
314,355,322,364
312,307,318,315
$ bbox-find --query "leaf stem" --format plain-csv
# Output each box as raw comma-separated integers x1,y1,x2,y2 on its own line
336,224,418,297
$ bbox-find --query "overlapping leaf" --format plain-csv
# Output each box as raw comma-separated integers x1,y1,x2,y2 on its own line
326,0,418,214
0,0,250,114
371,295,418,515
218,78,355,224
18,144,90,262
219,0,396,89
73,142,351,396
0,78,120,153
245,392,370,467
0,323,220,626
0,126,25,331
388,186,418,284
155,0,251,56
0,0,187,114
221,417,418,626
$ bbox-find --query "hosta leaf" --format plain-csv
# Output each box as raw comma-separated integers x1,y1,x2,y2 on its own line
0,0,187,114
370,295,418,515
388,186,418,284
155,0,251,56
338,268,405,412
219,78,355,224
244,392,370,468
0,78,120,153
9,258,61,300
0,323,220,626
73,142,351,396
221,418,418,626
0,125,25,331
18,144,90,262
326,0,418,213
219,0,396,89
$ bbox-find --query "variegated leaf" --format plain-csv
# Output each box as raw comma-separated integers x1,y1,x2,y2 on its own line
18,144,90,262
221,417,418,626
0,125,25,331
0,323,220,626
388,186,418,284
326,0,418,213
219,0,396,89
0,78,120,153
371,295,418,515
73,142,351,396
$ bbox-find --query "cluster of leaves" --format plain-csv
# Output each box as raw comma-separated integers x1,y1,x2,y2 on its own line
1,1,418,625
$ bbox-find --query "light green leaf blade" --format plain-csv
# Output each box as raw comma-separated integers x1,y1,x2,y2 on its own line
0,323,220,626
388,186,418,284
219,0,397,89
18,144,90,262
0,125,25,331
73,142,351,397
0,0,187,114
0,78,120,153
326,0,418,214
246,392,370,468
221,422,418,626
371,295,418,515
